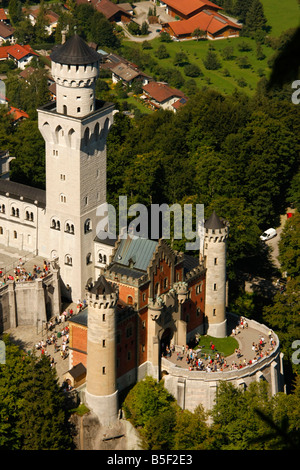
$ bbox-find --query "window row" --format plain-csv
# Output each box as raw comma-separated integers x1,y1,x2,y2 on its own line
0,204,35,221
64,252,92,266
51,218,74,234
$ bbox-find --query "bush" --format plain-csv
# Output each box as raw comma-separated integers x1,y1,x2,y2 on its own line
184,63,202,77
203,50,221,70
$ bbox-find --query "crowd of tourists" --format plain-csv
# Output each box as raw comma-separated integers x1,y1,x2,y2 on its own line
163,317,277,373
0,259,51,284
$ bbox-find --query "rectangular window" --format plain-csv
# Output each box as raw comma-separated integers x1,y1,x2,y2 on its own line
102,314,106,322
60,174,65,181
102,366,106,375
214,283,217,291
213,308,216,316
102,339,106,348
214,258,218,265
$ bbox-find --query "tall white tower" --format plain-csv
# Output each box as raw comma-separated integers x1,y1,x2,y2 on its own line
38,35,114,301
85,275,119,425
204,211,229,338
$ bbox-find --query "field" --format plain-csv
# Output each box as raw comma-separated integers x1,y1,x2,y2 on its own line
123,36,273,97
121,0,299,98
261,0,299,36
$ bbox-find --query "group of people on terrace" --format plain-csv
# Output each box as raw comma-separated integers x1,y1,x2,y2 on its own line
0,259,51,284
163,315,276,372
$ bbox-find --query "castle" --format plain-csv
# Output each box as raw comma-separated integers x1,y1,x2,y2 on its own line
0,35,284,425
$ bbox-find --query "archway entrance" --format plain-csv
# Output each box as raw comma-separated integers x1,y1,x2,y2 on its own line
161,327,172,357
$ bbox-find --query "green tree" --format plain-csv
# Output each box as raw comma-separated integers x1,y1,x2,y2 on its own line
9,119,45,189
122,376,175,428
35,0,50,43
193,27,205,41
278,212,300,279
244,0,268,37
173,51,189,67
155,44,169,59
203,50,221,70
8,0,22,26
0,335,74,450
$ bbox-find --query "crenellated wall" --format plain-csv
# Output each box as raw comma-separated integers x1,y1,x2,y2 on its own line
161,317,284,413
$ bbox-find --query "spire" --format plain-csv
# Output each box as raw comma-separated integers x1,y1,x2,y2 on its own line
50,34,101,65
89,275,115,296
204,210,224,230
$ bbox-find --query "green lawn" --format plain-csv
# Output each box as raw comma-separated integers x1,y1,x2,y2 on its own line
121,0,299,97
261,0,299,36
194,335,238,358
123,36,273,96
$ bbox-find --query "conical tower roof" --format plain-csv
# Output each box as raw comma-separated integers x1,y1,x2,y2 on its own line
204,210,224,230
50,34,101,65
90,275,115,296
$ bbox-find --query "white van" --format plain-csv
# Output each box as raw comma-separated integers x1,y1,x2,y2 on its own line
260,228,277,241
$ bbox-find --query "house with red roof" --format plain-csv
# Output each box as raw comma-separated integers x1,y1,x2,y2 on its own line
74,0,132,23
26,8,60,35
0,44,38,69
7,106,29,124
142,81,188,112
158,0,222,20
0,8,9,23
164,8,241,40
0,22,15,44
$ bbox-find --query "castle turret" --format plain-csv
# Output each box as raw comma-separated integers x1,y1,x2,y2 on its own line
204,211,229,338
85,275,119,425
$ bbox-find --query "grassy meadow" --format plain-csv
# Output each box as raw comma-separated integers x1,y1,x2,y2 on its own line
120,0,299,97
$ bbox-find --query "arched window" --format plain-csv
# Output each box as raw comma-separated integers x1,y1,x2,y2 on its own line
13,230,17,239
86,253,92,265
0,226,3,235
98,253,103,263
65,255,72,266
0,204,5,213
127,295,133,306
51,218,60,230
84,219,92,233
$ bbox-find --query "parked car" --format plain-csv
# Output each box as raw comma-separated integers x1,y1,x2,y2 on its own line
260,228,277,241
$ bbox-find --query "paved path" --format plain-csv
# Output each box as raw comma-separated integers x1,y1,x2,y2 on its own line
5,304,80,385
165,320,276,372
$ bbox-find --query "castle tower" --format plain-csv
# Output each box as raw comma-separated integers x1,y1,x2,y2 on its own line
85,275,119,425
37,35,115,301
203,211,229,338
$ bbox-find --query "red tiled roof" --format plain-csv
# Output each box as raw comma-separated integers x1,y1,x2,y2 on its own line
0,45,11,59
7,44,38,60
167,9,241,36
94,0,131,19
0,8,8,20
163,0,222,16
143,81,186,103
0,22,14,39
8,106,29,121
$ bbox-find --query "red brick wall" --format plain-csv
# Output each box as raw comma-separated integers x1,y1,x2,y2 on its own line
69,323,87,368
116,313,137,379
183,275,205,333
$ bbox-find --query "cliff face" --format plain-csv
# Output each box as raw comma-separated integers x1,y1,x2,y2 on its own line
70,412,142,450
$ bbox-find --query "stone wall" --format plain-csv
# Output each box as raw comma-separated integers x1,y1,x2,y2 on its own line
161,318,284,413
0,269,61,333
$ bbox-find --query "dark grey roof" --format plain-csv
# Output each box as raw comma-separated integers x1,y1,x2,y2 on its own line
113,236,158,272
50,34,102,65
204,210,224,230
67,362,86,378
0,179,46,207
69,309,88,327
183,254,200,273
107,263,145,280
88,274,115,295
